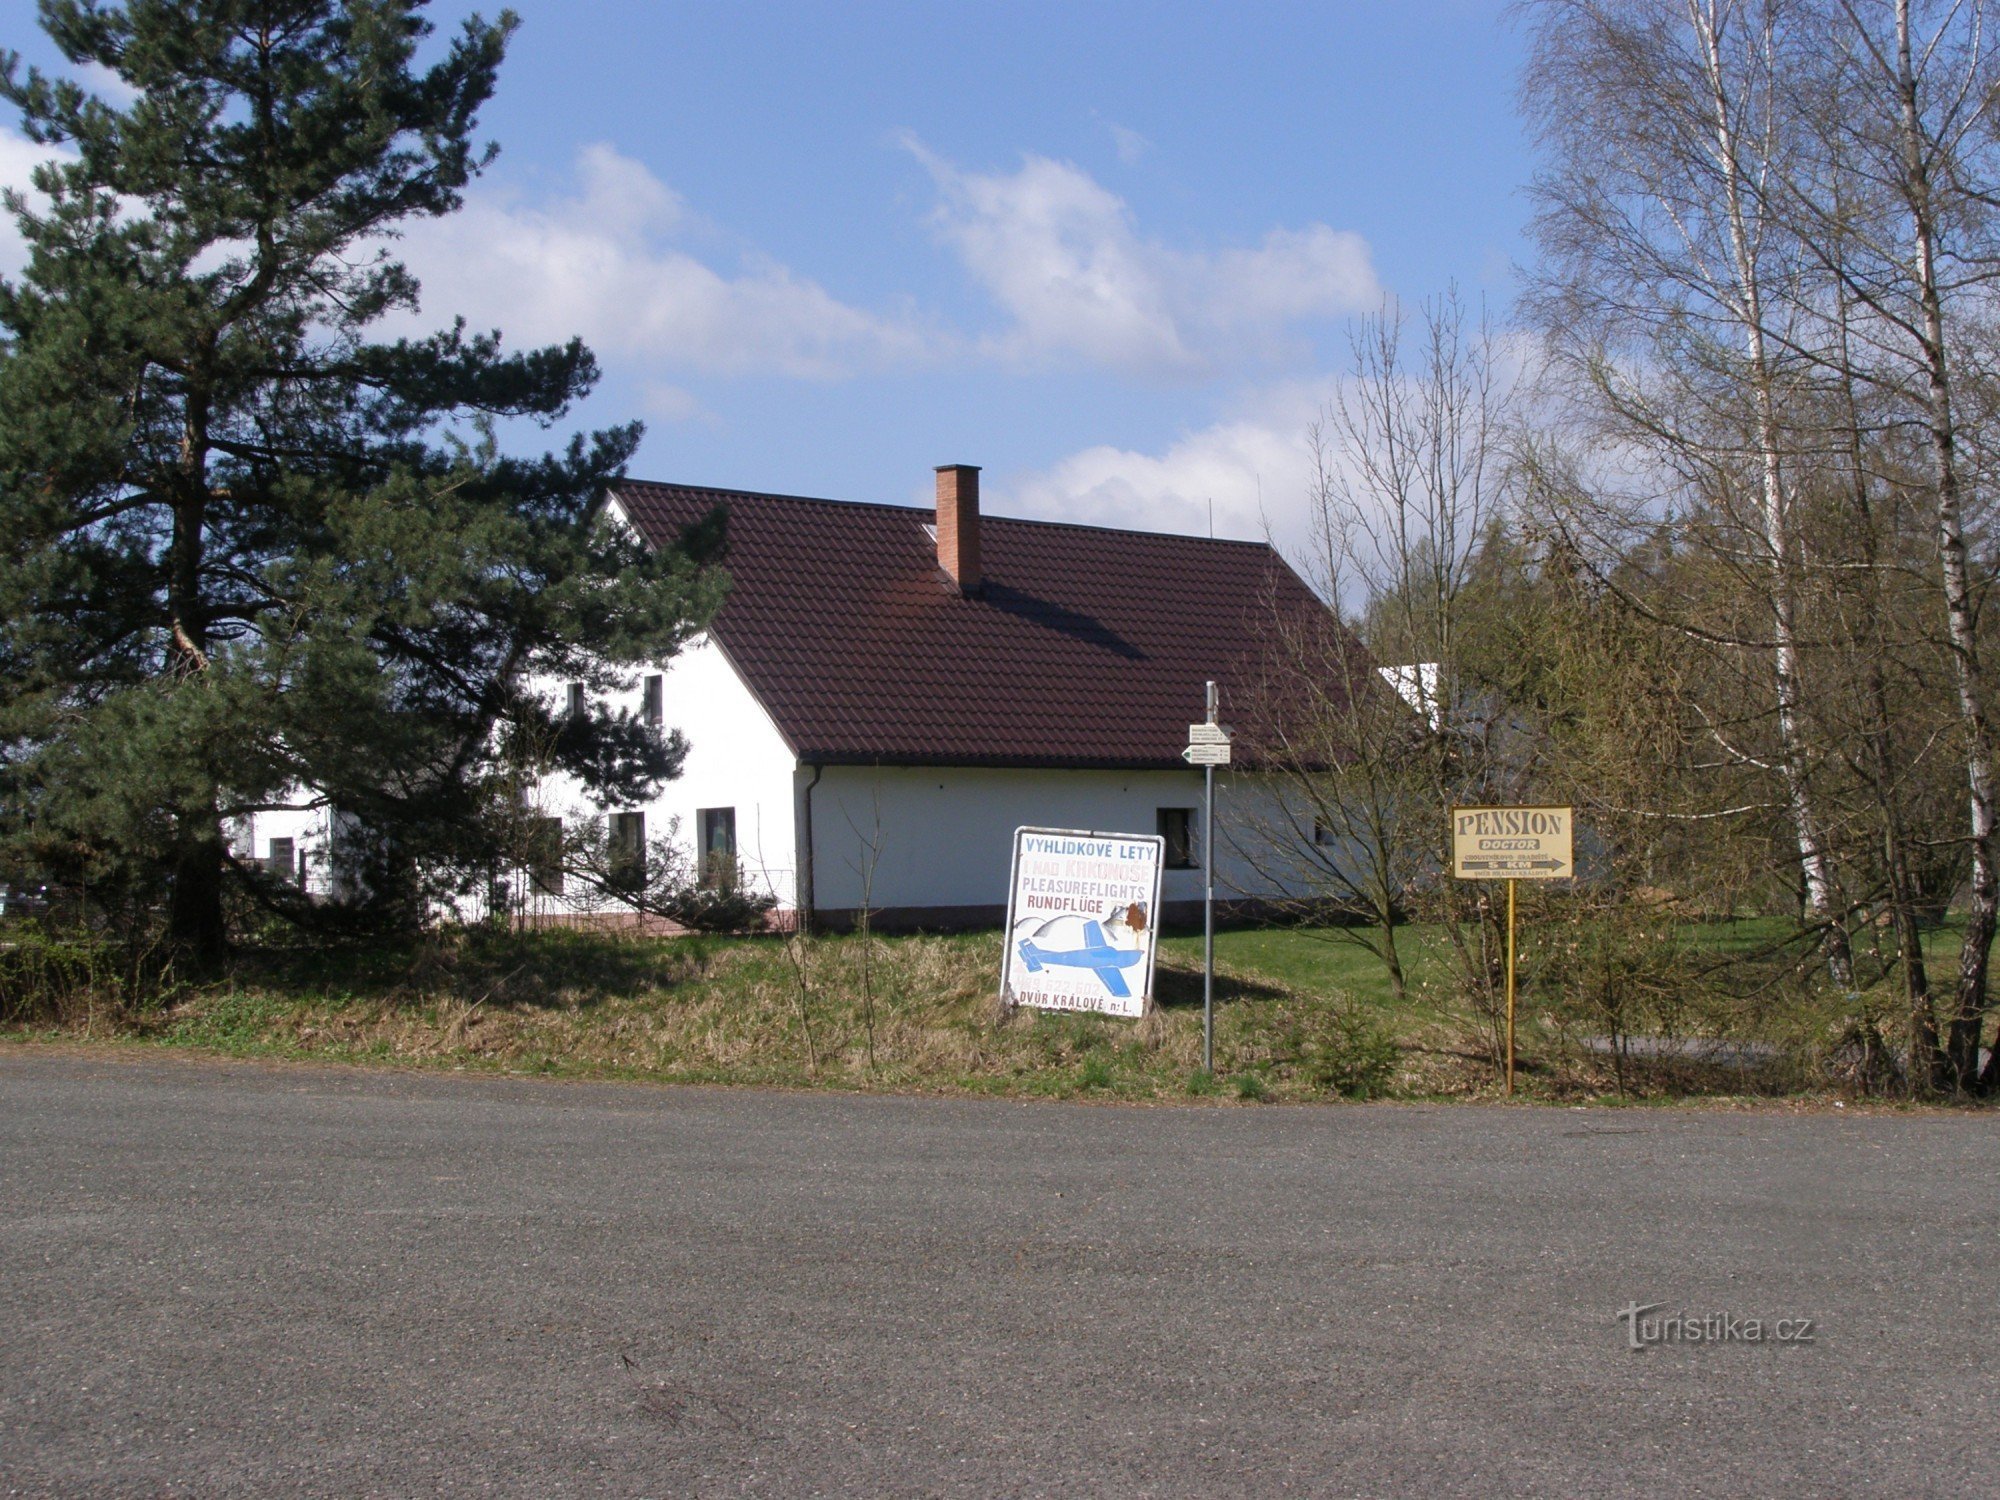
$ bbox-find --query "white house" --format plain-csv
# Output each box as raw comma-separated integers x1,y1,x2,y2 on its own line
521,464,1350,931
225,802,342,898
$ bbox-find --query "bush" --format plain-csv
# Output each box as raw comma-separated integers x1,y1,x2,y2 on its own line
0,923,170,1025
1228,999,1399,1099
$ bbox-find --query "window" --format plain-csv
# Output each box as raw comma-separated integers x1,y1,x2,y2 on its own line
267,836,297,885
528,816,564,896
1313,819,1339,848
609,811,646,890
642,674,664,729
567,682,585,718
698,807,738,889
1158,808,1197,869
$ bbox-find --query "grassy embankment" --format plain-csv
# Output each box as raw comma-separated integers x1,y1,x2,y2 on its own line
3,917,1970,1102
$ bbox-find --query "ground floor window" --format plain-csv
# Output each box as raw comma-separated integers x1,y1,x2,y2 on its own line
609,810,647,889
529,816,564,896
698,807,738,888
1158,808,1197,869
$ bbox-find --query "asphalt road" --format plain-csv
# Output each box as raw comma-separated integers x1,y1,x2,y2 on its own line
1,1052,1995,1498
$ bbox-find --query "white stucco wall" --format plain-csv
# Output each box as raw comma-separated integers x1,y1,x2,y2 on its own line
522,632,801,917
804,765,1320,915
225,800,341,898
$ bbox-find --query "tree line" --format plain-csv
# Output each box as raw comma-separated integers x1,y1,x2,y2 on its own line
1249,0,2000,1093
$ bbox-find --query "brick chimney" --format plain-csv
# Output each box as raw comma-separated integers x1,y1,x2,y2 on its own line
934,463,982,595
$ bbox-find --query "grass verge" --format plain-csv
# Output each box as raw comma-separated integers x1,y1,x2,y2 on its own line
0,921,1980,1105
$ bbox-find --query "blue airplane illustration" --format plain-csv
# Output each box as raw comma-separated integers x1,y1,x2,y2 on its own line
1017,920,1144,999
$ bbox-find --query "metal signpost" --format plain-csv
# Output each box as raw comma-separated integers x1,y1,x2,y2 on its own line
1450,806,1574,1095
1183,683,1231,1074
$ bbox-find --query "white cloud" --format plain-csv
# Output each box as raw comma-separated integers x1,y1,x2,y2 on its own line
398,143,941,379
74,61,140,108
998,380,1332,567
906,140,1378,379
1004,318,1542,598
0,130,76,282
640,382,714,425
1105,121,1151,165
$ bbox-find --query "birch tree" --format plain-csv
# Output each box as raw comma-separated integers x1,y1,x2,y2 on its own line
1768,0,2000,1087
1520,0,1858,985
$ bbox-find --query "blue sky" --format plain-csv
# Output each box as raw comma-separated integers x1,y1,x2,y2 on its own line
0,1,1535,563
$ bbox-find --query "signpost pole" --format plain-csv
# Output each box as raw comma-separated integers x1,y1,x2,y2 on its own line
1203,680,1216,1076
1505,877,1517,1097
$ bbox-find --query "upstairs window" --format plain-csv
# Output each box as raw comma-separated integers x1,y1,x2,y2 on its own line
1158,808,1197,869
567,682,585,718
267,836,298,885
698,807,738,889
642,674,664,729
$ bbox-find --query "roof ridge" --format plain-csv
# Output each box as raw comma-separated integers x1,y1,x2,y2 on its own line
980,511,1277,552
615,478,1281,554
614,479,910,513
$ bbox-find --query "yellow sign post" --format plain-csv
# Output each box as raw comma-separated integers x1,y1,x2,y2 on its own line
1451,807,1574,1095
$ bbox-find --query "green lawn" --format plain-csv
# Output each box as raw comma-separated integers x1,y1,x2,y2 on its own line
1160,925,1460,1016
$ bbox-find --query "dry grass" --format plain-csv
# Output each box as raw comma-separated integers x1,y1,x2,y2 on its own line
2,923,1925,1104
2,927,1425,1101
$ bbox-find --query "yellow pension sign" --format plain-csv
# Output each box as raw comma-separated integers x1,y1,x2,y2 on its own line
1451,806,1573,880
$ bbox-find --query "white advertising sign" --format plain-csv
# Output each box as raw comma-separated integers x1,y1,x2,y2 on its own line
1000,827,1165,1018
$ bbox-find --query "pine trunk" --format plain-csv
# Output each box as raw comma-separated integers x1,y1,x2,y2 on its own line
167,832,228,971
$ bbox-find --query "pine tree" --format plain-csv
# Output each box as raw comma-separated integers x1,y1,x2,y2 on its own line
0,1,722,963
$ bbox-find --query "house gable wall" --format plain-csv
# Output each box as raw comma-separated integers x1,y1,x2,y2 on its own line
525,631,801,918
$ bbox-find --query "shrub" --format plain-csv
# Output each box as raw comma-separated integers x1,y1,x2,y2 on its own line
0,923,168,1025
1232,999,1399,1098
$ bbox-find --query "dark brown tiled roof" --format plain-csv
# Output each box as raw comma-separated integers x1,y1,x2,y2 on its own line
614,480,1342,769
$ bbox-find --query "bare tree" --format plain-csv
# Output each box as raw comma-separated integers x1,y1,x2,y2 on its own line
841,789,886,1071
1244,291,1521,1021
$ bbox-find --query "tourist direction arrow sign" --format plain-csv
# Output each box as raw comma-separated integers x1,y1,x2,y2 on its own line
1451,806,1573,881
1187,723,1233,746
1182,742,1231,766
